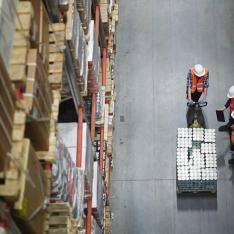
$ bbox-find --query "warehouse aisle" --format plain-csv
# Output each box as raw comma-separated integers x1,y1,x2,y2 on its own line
111,1,234,234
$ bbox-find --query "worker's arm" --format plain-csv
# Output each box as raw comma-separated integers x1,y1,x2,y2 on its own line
217,99,231,111
202,71,209,100
203,88,207,100
188,87,192,101
187,70,192,101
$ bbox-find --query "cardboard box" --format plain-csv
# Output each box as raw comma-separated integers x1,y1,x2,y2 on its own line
14,139,47,234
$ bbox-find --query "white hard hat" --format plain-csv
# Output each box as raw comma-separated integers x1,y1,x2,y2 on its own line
227,86,234,98
194,64,205,77
231,111,234,119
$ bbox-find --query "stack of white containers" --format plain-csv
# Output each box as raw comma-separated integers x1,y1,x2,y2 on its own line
177,128,217,181
58,122,94,195
92,162,104,227
88,20,101,84
52,138,84,220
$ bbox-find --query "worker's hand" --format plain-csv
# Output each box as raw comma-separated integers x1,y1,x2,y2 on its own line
188,99,194,105
217,107,226,112
200,96,206,103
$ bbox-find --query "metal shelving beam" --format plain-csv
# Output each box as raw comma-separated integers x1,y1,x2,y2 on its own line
91,0,106,49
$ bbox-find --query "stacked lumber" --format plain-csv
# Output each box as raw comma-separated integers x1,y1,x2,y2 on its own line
0,1,64,164
0,0,67,232
108,2,119,55
33,21,65,162
103,206,112,234
100,0,109,37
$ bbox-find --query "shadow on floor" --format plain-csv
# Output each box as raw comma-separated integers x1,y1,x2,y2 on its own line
229,153,234,185
217,144,230,168
177,193,217,211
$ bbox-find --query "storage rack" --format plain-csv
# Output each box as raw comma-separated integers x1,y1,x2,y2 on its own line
0,0,118,233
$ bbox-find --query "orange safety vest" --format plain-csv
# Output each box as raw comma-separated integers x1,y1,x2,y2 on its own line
230,98,234,112
191,67,208,93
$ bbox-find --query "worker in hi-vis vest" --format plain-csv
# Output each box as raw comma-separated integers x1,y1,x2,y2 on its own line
217,86,234,132
186,64,209,127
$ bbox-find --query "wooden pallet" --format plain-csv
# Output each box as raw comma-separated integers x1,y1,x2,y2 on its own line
107,128,113,155
44,202,80,234
24,49,53,117
103,206,112,234
35,116,57,162
0,139,47,211
49,23,65,90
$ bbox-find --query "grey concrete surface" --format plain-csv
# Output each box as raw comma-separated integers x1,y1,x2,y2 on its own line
111,1,234,234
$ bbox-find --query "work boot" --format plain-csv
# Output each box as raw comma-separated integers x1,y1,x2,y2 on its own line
218,125,229,132
231,144,234,151
228,158,234,164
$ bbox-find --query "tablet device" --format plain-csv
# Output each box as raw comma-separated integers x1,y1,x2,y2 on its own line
216,110,225,122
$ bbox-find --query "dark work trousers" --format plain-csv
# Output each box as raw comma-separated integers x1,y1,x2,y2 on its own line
187,91,205,128
228,112,234,126
229,113,234,150
191,92,202,102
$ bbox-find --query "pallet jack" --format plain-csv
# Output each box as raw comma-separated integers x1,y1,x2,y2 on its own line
187,101,207,128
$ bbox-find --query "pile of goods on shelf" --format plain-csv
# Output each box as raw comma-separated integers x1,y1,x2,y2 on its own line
0,0,119,232
176,128,217,193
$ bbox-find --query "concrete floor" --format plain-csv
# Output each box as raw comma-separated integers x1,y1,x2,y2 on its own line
111,1,234,234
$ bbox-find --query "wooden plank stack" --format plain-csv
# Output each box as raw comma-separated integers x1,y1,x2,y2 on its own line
100,0,109,37
49,23,65,90
103,206,112,234
0,0,66,232
108,2,119,55
45,203,81,234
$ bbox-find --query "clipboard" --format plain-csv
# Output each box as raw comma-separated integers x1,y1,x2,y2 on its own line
216,110,225,122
